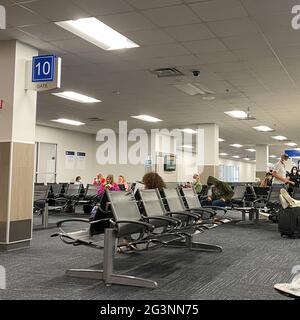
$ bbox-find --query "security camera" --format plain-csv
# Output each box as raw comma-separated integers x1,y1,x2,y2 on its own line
192,70,200,76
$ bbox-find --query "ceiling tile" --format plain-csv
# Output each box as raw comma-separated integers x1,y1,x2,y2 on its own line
182,38,228,54
196,50,238,64
241,0,297,16
124,29,175,45
164,23,215,41
72,0,134,15
189,0,248,22
98,11,156,32
19,23,76,41
142,5,201,27
5,2,48,27
221,33,268,50
21,0,91,22
127,0,182,10
207,17,260,37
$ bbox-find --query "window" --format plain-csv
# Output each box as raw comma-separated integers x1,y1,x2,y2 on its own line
219,165,239,182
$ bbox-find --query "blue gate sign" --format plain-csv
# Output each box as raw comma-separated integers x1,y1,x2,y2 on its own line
285,150,300,158
32,55,56,82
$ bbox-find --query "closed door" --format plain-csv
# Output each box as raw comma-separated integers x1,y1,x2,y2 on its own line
35,142,57,183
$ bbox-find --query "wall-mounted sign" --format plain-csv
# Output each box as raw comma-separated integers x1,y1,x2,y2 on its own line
32,55,55,82
77,152,86,170
26,54,61,92
285,150,300,158
164,154,176,172
65,151,76,170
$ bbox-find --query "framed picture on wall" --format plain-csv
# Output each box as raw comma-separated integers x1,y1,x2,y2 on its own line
164,154,176,172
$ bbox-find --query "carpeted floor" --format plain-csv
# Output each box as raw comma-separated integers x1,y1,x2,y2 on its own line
0,212,299,300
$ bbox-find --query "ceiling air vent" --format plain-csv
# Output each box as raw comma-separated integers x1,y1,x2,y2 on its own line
152,67,183,78
87,117,104,122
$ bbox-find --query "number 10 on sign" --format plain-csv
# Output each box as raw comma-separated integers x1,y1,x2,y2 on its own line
32,55,55,82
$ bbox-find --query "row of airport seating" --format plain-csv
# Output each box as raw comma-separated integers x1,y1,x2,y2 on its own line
52,186,235,288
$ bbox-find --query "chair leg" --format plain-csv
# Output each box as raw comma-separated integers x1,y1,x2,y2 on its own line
66,228,158,289
66,269,104,280
190,241,223,252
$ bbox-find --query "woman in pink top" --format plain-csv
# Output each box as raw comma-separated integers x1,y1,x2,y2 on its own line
97,174,120,196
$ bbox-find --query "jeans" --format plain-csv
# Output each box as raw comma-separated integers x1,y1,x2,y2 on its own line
201,199,226,207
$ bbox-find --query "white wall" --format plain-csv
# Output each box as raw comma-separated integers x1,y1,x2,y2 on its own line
35,125,96,184
219,158,256,182
35,125,256,184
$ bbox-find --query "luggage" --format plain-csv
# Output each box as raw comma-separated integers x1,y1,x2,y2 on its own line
278,207,300,238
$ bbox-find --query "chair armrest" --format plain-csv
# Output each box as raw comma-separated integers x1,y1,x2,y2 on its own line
56,218,90,228
114,220,155,232
142,215,182,228
189,208,216,217
167,211,200,220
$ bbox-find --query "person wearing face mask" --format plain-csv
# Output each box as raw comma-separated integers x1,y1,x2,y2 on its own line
272,154,295,187
288,166,300,188
74,176,83,185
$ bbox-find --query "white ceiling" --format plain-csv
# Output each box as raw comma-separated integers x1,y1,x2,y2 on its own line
1,0,300,161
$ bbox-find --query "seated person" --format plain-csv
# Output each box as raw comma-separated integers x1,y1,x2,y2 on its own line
142,172,166,190
118,175,129,191
192,174,202,194
74,176,82,185
260,172,273,187
201,176,234,207
97,174,120,196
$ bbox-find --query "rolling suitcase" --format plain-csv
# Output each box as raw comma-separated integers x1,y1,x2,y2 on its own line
278,207,300,238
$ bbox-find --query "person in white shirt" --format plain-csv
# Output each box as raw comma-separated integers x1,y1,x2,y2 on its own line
272,154,295,187
74,176,82,185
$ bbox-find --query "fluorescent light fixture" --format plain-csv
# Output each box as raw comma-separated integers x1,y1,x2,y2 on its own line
269,155,277,158
232,155,240,159
173,83,214,96
52,91,101,103
180,129,197,134
55,17,139,50
219,138,225,142
244,157,250,161
219,153,228,156
253,125,274,132
230,144,243,148
224,110,248,119
131,115,163,123
285,142,298,147
294,148,300,151
246,148,256,152
272,135,288,141
51,118,85,126
180,145,194,149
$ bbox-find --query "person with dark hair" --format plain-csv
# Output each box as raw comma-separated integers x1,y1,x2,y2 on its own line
288,166,300,188
74,176,82,185
260,172,273,187
201,176,234,207
142,172,166,190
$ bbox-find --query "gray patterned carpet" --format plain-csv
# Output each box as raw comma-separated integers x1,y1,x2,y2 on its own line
1,213,299,300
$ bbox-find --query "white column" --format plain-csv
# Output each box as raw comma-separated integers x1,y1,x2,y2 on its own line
0,40,38,251
197,124,219,183
256,144,269,180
